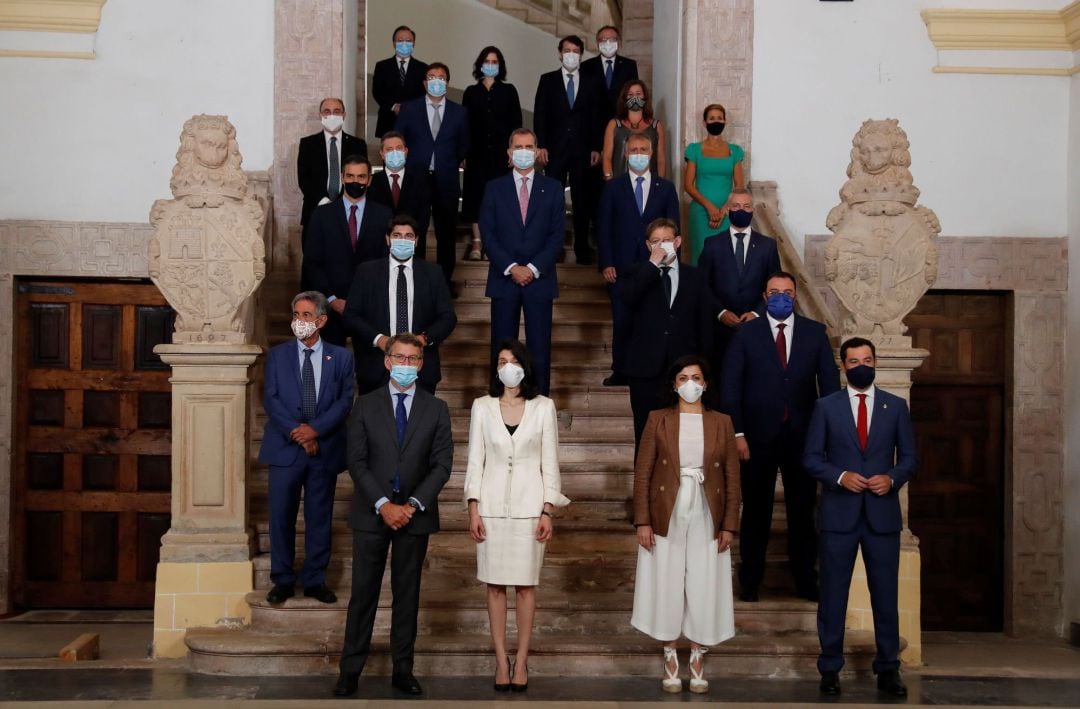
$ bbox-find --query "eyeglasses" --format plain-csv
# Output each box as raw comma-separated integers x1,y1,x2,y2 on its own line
387,353,422,365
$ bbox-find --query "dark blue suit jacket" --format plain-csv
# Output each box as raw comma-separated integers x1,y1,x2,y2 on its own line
395,97,469,204
698,228,781,317
301,198,393,299
721,314,840,442
803,387,917,534
479,172,566,302
597,174,680,270
258,339,355,473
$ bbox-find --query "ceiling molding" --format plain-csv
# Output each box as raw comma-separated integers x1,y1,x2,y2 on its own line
932,63,1079,77
0,0,108,34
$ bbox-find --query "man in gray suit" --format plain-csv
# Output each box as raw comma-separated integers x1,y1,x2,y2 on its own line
334,332,453,697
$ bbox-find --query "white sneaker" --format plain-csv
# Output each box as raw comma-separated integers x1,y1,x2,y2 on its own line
689,646,709,694
662,646,682,693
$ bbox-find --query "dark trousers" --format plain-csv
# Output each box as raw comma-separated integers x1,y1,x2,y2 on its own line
605,280,630,376
546,155,594,261
817,515,901,675
339,527,430,676
628,375,664,448
738,423,818,595
268,457,336,587
490,293,553,395
426,172,459,284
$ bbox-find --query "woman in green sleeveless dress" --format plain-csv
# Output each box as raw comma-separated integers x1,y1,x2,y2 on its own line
683,103,745,264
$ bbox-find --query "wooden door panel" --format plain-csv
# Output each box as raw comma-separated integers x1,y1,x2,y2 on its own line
14,280,174,609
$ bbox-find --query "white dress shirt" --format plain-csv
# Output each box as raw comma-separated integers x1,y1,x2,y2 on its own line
629,169,651,210
652,257,679,306
373,257,415,345
504,170,541,279
766,312,794,361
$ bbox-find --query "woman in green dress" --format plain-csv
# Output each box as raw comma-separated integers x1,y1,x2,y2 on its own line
683,103,745,265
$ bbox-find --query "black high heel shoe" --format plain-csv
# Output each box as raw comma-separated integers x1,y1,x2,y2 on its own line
510,661,528,693
494,658,511,692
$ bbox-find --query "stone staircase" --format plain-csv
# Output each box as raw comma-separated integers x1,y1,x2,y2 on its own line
185,235,884,677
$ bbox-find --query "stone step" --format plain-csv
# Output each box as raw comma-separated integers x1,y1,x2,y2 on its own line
186,627,887,677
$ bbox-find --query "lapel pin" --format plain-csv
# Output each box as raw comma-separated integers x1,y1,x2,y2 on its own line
883,403,888,409
325,355,333,361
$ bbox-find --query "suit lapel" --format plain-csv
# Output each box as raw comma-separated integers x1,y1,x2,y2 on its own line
376,261,392,333
524,176,544,227
865,391,889,452
738,230,759,283
336,201,352,249
838,390,863,451
786,317,805,373
702,412,719,472
641,177,662,216
662,410,681,472
317,344,335,407
400,388,428,452
756,318,786,374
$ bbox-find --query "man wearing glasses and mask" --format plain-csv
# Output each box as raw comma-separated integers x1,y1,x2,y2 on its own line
336,332,453,697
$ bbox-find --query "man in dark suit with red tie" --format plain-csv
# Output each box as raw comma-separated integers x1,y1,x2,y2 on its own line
371,26,429,138
302,154,393,346
367,131,432,256
480,128,566,394
721,271,840,603
596,133,680,386
296,97,368,238
804,337,916,698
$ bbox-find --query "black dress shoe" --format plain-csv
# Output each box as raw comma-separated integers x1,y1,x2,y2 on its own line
333,672,359,697
303,584,337,604
738,588,759,602
876,669,908,697
392,673,423,694
265,584,294,604
819,671,841,695
602,373,627,387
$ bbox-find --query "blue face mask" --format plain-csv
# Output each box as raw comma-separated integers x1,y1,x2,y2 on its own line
390,238,415,261
627,153,650,174
426,78,447,97
395,41,414,57
766,292,794,320
511,148,535,170
390,364,418,388
481,63,499,78
384,149,406,171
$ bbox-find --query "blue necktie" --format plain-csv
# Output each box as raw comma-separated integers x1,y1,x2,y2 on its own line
393,392,407,492
301,349,316,422
566,73,575,108
634,175,645,215
605,60,613,89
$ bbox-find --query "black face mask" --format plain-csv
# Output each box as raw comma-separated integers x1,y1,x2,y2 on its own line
846,365,875,390
706,121,725,136
728,208,752,229
344,182,367,199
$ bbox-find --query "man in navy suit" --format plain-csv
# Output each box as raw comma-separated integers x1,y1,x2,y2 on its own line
621,218,713,446
296,97,368,237
804,337,916,698
258,291,355,606
580,25,639,128
371,25,428,138
343,215,457,395
480,127,566,394
302,154,393,346
698,188,781,378
722,271,840,603
367,131,432,258
534,35,603,265
395,62,469,286
597,133,680,386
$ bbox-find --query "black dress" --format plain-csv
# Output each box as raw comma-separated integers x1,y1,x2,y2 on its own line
461,80,523,222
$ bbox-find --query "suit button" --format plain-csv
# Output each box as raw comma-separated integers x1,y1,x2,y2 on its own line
659,485,665,491
716,488,721,493
714,462,720,467
661,459,667,465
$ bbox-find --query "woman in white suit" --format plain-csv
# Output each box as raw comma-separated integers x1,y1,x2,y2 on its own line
464,338,570,692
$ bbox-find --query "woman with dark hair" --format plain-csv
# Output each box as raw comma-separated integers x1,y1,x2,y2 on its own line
684,102,745,264
631,354,740,694
463,338,569,692
601,79,667,179
462,45,523,260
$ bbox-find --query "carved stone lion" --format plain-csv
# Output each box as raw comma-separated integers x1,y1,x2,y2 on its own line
824,119,939,345
148,115,266,344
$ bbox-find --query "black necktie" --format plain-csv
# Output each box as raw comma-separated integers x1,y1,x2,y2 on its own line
734,232,746,276
660,266,672,308
301,348,316,422
395,264,408,334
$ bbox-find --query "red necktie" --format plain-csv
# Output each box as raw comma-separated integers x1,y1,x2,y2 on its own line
856,393,868,450
391,173,401,209
348,204,358,251
776,323,789,421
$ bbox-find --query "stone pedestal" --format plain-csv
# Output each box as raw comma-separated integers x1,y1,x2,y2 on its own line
151,344,260,658
841,345,927,666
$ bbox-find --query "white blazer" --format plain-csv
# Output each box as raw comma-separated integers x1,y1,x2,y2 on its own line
463,395,571,518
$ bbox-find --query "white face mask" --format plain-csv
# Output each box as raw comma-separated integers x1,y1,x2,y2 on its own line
291,318,318,340
321,115,343,133
498,362,525,388
561,52,580,71
677,380,704,404
598,40,618,58
659,241,676,262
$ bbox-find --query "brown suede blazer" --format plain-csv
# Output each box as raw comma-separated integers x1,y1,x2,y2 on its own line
633,407,741,538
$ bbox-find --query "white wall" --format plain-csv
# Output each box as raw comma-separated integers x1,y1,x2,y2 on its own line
751,0,1071,252
1066,71,1080,630
366,0,575,142
0,0,274,223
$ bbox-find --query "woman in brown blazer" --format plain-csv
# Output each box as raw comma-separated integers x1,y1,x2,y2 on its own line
630,354,741,694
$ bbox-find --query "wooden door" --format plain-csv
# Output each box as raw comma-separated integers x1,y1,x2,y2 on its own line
14,280,174,608
904,291,1006,631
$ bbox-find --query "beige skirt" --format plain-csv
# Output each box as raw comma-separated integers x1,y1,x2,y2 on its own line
476,516,545,587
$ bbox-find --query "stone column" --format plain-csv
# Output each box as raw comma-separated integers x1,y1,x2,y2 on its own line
146,115,267,658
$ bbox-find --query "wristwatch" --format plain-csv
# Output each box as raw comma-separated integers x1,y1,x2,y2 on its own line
406,499,420,511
